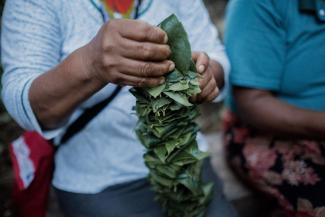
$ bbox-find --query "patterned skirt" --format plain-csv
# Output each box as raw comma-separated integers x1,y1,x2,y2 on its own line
223,111,325,217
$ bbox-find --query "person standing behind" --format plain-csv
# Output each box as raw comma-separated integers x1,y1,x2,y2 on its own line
224,0,325,216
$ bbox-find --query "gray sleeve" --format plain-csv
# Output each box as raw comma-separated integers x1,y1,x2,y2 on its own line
1,0,64,138
176,0,230,102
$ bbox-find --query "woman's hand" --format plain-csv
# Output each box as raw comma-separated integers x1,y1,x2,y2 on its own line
83,19,175,87
190,52,224,103
30,19,175,129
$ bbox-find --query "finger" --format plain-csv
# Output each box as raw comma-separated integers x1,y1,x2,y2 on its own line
205,87,219,102
120,38,171,61
194,52,209,74
114,73,165,87
197,78,216,102
117,20,168,44
120,58,175,77
199,71,213,89
190,94,198,103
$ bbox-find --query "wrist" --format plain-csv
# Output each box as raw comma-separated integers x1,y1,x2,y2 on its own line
74,44,106,89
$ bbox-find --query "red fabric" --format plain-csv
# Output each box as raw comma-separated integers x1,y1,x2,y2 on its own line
105,0,134,13
9,143,25,190
9,132,55,217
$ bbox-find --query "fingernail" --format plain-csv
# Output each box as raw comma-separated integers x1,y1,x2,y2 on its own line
198,65,205,73
169,62,175,71
160,78,165,84
164,34,168,43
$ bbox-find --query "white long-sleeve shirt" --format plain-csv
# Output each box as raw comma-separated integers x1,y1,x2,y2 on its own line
1,0,230,193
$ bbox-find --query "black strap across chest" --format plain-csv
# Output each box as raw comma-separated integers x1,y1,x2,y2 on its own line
59,86,122,144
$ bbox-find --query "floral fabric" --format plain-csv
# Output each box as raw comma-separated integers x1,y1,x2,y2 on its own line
223,111,325,217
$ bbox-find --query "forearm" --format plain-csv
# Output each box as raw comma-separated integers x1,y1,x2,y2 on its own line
29,45,104,129
234,87,325,139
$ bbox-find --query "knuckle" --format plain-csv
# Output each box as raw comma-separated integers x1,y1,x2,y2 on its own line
154,63,168,76
140,24,152,40
199,52,209,64
137,78,146,87
141,44,152,59
106,19,118,29
102,56,112,68
156,31,165,42
140,63,152,76
142,24,152,35
148,28,160,41
202,52,208,58
102,40,114,51
201,51,208,59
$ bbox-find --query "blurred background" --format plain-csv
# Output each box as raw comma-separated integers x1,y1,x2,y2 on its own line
0,1,278,217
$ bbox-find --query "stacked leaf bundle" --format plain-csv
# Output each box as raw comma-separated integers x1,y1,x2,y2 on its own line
130,15,213,217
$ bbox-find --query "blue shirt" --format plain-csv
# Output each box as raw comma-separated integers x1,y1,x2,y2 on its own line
1,0,229,193
225,0,325,112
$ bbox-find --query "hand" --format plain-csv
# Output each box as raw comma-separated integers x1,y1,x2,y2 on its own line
190,52,224,103
83,19,175,87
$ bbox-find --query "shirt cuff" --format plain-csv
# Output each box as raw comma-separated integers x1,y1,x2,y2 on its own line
22,77,66,140
208,52,230,103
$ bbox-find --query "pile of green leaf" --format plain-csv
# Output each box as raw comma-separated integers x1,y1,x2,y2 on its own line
130,15,213,217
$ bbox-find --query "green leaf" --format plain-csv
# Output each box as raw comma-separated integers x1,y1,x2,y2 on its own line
177,172,201,195
156,164,180,179
189,78,200,86
167,82,189,92
146,83,166,98
166,69,183,83
152,97,171,113
187,84,201,96
159,14,192,73
187,70,197,79
154,146,168,163
150,171,174,187
164,92,192,107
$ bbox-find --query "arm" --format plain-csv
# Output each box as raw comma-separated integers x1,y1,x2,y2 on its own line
234,87,325,139
29,20,173,129
1,0,173,132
